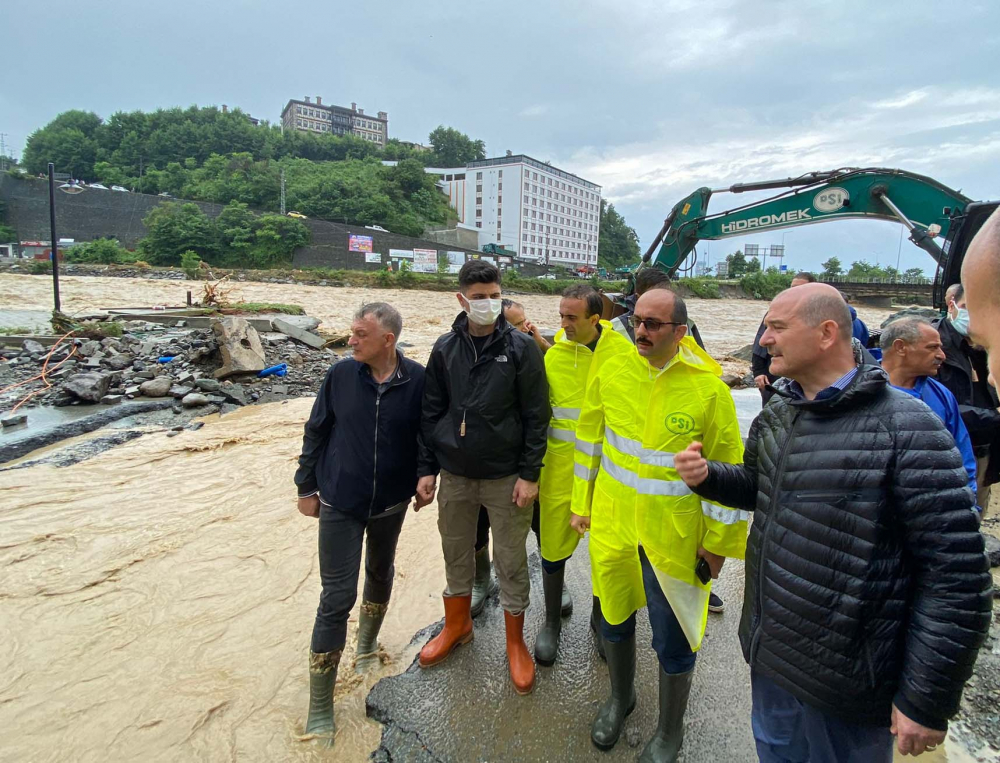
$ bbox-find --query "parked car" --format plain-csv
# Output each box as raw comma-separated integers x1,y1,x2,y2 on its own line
365,224,389,232
537,273,557,280
286,211,307,219
88,183,109,190
158,192,173,198
111,185,130,192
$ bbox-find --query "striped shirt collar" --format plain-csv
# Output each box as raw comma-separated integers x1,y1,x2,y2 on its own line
788,366,859,401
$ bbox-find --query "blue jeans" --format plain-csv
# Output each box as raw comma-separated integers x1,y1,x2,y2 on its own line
752,671,893,763
600,547,697,675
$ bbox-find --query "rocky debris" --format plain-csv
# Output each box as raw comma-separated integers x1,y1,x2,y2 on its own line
720,373,745,388
880,306,941,328
64,372,112,402
985,534,1000,568
22,339,46,355
272,317,326,349
1,413,27,427
140,377,173,398
212,317,266,378
2,314,337,420
181,393,210,408
729,343,755,362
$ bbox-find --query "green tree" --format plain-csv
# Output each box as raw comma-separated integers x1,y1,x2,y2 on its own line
138,202,219,265
22,110,103,178
846,260,895,281
726,250,748,277
0,224,16,243
64,239,131,264
428,126,486,166
598,200,640,269
821,256,843,278
746,256,761,273
903,267,926,283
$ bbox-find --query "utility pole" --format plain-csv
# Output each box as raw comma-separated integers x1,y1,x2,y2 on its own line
0,133,7,172
48,163,62,312
280,168,286,215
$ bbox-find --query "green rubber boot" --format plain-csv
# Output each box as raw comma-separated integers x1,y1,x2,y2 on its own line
305,649,342,747
590,596,606,661
354,601,388,674
534,565,565,666
561,581,573,617
471,546,499,617
591,632,636,750
638,665,694,762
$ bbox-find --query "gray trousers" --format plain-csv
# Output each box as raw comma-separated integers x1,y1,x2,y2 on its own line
437,470,533,614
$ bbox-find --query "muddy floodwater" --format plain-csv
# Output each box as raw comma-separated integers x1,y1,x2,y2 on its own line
4,274,992,762
0,273,896,365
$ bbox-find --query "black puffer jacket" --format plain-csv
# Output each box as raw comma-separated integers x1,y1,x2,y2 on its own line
418,312,549,481
695,365,992,730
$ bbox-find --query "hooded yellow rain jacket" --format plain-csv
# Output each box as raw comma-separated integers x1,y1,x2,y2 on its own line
539,321,634,563
570,336,747,649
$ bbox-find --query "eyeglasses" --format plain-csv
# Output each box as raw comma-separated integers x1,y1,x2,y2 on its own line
629,316,683,332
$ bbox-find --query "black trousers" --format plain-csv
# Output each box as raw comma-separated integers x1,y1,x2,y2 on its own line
474,503,541,551
310,503,407,653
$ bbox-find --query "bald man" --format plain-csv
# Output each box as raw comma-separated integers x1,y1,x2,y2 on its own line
961,207,1000,510
674,283,991,761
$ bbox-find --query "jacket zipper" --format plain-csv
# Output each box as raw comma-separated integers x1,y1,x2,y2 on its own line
751,410,801,662
369,387,382,518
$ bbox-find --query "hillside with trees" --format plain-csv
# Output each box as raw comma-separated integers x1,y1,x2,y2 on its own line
20,107,485,236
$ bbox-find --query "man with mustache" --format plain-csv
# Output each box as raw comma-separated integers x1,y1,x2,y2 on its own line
572,285,745,760
880,317,979,512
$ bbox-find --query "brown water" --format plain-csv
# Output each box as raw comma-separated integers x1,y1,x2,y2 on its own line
0,400,445,762
0,273,896,365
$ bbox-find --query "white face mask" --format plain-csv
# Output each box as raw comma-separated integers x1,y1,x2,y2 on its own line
951,308,970,337
461,295,503,326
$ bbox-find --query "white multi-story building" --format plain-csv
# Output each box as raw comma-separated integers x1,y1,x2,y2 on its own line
432,154,601,267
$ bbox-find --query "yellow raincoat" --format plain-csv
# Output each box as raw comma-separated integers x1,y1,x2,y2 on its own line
570,336,747,649
539,321,634,563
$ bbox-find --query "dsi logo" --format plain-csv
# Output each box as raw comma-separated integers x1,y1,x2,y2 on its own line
665,412,695,436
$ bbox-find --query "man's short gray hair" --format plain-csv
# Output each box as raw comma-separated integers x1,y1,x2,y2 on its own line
355,302,403,339
799,290,853,341
880,317,932,349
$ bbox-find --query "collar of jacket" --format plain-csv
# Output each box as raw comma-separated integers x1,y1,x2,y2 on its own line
450,310,515,343
771,363,888,410
356,349,411,387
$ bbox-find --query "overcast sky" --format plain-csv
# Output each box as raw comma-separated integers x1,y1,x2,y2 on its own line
5,0,999,275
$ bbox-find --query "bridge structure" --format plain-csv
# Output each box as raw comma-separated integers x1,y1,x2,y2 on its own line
819,279,934,307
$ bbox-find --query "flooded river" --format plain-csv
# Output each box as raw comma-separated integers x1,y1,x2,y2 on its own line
2,274,993,762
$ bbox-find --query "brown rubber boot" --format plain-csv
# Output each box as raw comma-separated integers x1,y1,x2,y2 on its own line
504,610,536,695
419,594,474,668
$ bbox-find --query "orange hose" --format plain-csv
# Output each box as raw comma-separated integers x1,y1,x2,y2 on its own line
2,331,80,413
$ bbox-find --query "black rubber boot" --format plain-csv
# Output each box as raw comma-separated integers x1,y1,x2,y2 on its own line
354,601,388,673
306,649,342,746
534,566,565,666
471,546,499,617
561,582,573,617
590,632,636,750
638,665,694,762
590,596,606,661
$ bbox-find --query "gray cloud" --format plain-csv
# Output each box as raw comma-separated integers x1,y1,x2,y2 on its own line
5,0,998,274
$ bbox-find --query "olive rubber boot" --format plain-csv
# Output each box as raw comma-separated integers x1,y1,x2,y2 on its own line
471,546,499,617
561,582,573,617
534,566,565,666
590,596,606,661
638,665,694,762
354,601,388,674
591,632,636,750
305,649,342,746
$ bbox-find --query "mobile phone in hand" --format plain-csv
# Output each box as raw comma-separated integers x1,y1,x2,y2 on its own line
695,557,712,585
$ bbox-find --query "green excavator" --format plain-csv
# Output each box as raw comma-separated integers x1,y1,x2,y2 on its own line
634,167,997,309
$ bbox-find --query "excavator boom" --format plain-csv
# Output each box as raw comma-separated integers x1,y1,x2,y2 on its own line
644,168,972,279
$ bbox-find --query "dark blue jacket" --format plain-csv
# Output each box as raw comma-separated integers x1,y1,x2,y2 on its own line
849,306,870,347
295,352,425,518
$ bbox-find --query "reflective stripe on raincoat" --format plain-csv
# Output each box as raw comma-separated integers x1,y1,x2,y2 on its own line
539,321,634,563
570,336,747,647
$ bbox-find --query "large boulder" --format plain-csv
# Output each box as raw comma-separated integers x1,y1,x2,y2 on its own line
140,376,173,398
880,307,941,329
63,372,111,402
211,317,266,379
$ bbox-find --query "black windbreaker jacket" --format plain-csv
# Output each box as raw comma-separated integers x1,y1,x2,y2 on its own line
418,312,549,481
294,352,425,518
694,365,992,731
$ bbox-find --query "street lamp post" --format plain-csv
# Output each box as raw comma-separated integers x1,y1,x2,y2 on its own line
47,163,61,312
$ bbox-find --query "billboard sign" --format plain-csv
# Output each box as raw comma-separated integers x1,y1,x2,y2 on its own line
349,234,374,253
413,248,438,273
